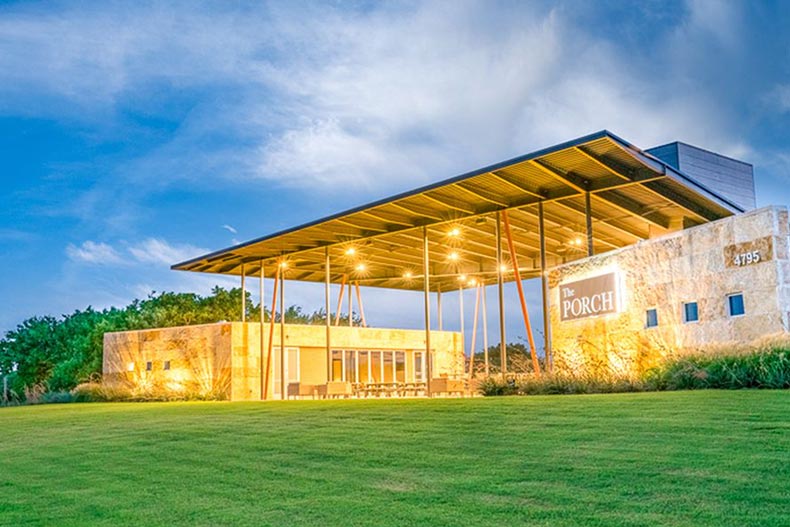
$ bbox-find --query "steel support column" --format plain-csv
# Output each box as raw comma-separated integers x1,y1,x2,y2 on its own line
279,269,285,400
240,263,246,322
325,248,331,382
495,211,506,375
539,201,552,373
585,190,594,257
437,289,443,331
422,226,432,396
259,261,265,400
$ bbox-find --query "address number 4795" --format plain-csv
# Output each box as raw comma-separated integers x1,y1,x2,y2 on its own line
733,250,761,266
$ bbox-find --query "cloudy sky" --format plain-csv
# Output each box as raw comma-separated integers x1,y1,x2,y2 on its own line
2,0,790,345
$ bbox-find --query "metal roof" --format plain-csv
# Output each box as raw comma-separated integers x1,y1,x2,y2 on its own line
172,130,742,292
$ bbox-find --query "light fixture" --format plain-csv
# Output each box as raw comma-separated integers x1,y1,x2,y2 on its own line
448,251,459,261
458,274,467,282
355,263,366,272
279,261,288,269
345,247,356,256
468,278,477,286
447,227,461,237
403,271,413,279
127,362,135,372
499,264,508,273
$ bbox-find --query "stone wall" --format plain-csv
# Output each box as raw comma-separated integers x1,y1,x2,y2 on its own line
104,323,464,400
549,206,790,377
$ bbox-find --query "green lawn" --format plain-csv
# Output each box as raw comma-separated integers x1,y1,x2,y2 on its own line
1,391,788,527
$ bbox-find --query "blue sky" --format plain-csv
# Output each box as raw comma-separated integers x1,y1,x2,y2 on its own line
2,0,790,347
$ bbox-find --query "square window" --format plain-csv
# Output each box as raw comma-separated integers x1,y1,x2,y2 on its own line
145,361,153,371
164,361,171,371
126,362,135,372
728,293,745,317
683,302,699,323
645,308,658,328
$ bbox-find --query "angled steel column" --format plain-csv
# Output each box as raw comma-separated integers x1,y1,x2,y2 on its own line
585,190,594,257
259,261,265,400
240,263,246,322
325,247,331,382
422,226,432,396
495,211,506,375
539,201,552,373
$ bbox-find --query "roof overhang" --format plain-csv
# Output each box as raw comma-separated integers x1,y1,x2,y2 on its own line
173,130,742,292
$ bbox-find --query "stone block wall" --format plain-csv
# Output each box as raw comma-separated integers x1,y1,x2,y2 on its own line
549,206,790,377
104,322,464,401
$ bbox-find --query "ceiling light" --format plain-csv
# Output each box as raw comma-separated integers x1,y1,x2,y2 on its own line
448,227,461,237
345,247,356,256
355,263,366,272
403,271,413,279
458,274,467,282
448,251,459,261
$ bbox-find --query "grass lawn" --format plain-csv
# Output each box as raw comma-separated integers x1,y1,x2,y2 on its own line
1,391,788,527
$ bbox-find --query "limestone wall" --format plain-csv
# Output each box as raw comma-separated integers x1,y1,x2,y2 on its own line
549,206,790,377
104,322,464,401
103,323,232,395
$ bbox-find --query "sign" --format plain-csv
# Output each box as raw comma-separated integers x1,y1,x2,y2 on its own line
559,272,619,322
724,237,773,269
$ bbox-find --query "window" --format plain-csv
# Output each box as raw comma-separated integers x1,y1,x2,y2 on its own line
163,360,171,370
331,350,343,381
344,350,356,383
358,351,370,383
728,293,745,317
414,351,424,382
395,351,406,383
683,302,699,323
145,361,153,371
645,308,658,328
126,362,135,372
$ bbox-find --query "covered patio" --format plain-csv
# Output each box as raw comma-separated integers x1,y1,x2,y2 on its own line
172,130,741,399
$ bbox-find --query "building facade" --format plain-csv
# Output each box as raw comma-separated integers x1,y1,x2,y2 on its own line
104,323,465,400
550,206,788,377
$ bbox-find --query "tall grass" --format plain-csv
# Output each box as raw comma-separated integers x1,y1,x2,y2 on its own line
478,346,790,396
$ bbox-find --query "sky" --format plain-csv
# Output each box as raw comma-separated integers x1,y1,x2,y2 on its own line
2,0,790,348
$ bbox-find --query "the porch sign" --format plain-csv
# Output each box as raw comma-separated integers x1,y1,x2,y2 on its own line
560,272,619,321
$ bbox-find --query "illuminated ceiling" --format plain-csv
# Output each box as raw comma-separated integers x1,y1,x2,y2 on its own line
172,131,741,292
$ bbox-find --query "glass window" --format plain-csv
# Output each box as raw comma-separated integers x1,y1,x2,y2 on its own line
332,350,343,381
414,352,424,382
163,360,171,371
344,350,356,383
728,294,745,317
645,309,658,328
395,351,405,383
145,361,153,371
383,352,394,383
683,302,699,323
358,351,369,383
371,351,382,383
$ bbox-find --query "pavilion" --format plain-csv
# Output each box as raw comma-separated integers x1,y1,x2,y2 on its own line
166,130,742,396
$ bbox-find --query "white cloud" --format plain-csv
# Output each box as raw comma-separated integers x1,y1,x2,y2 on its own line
222,224,238,234
127,238,209,266
0,1,757,198
65,241,123,265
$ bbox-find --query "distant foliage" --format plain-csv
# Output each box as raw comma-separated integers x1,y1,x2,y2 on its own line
0,287,336,401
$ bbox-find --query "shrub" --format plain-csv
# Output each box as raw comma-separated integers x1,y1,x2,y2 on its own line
645,347,790,391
